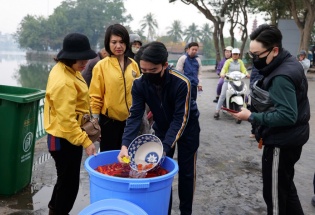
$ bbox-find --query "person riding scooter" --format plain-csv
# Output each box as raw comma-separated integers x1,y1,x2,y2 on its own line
213,48,250,119
213,46,233,103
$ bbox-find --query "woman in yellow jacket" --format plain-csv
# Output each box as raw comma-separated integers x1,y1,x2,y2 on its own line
44,33,97,215
89,24,140,152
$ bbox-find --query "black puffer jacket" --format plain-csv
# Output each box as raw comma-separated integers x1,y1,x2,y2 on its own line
254,50,310,148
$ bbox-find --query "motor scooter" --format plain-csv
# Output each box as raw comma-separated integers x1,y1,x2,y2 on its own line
222,71,248,124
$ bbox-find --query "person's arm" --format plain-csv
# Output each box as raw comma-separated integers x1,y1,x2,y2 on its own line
89,61,105,119
162,75,191,153
251,76,298,127
175,55,186,73
216,59,225,75
197,57,202,87
220,59,231,77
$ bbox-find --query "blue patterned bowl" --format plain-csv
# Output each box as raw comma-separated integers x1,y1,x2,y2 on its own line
128,134,163,172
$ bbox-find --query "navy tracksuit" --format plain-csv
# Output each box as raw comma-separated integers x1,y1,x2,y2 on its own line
122,67,200,215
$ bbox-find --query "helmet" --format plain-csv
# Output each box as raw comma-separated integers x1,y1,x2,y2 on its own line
300,50,307,55
224,46,233,51
232,48,240,54
129,34,142,46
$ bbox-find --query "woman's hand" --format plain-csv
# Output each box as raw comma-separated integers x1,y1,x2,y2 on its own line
117,145,129,163
85,143,96,156
220,74,225,78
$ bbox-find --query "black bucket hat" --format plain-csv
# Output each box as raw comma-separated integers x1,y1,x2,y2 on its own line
57,33,97,60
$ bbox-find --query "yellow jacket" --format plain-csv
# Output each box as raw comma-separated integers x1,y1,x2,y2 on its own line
44,62,92,148
89,56,140,121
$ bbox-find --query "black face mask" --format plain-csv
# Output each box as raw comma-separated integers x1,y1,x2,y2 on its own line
143,67,164,85
252,56,268,70
252,48,273,70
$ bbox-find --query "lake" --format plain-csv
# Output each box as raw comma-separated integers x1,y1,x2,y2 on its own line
0,51,204,90
0,51,55,90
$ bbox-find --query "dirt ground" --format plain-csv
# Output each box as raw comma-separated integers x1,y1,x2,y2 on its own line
0,70,315,215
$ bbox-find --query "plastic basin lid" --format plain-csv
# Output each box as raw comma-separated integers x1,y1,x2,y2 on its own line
79,199,148,215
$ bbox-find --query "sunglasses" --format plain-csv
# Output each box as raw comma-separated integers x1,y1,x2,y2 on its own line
248,47,274,60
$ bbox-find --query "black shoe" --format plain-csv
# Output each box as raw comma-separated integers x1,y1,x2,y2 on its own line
213,96,219,103
213,112,220,119
48,204,55,215
49,209,55,215
312,195,315,207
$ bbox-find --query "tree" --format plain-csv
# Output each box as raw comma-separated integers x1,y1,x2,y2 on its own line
184,23,201,43
249,0,291,25
250,0,315,53
288,0,315,52
200,23,213,41
15,0,132,51
167,20,184,42
140,13,158,41
169,0,250,63
200,23,214,58
15,15,48,50
227,0,249,57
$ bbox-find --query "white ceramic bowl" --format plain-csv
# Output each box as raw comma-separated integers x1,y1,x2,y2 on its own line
128,134,163,172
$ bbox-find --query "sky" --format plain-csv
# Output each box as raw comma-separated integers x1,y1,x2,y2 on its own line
0,0,261,38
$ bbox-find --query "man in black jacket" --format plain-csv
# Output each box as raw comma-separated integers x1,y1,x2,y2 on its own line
118,42,200,215
233,24,310,215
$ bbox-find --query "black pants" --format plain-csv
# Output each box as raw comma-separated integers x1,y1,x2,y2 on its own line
99,114,126,152
262,145,304,215
49,138,83,215
191,86,197,101
250,101,258,134
166,118,200,215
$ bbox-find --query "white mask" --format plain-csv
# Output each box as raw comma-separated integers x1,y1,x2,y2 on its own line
131,47,140,54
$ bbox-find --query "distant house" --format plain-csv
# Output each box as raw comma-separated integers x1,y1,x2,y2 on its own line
0,32,20,51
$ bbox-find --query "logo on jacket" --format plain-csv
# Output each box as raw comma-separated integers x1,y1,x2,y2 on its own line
132,70,137,78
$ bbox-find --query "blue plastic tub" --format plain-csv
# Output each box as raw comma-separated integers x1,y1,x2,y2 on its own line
84,150,178,215
79,199,148,215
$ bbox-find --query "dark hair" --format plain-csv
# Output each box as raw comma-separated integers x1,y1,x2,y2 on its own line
188,42,199,48
53,58,76,67
250,24,282,50
135,41,168,65
104,24,130,56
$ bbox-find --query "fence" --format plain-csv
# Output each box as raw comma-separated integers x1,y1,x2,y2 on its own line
168,58,217,68
36,101,46,140
168,58,249,68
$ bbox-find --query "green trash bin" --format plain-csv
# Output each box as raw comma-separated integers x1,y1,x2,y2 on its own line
0,85,45,196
